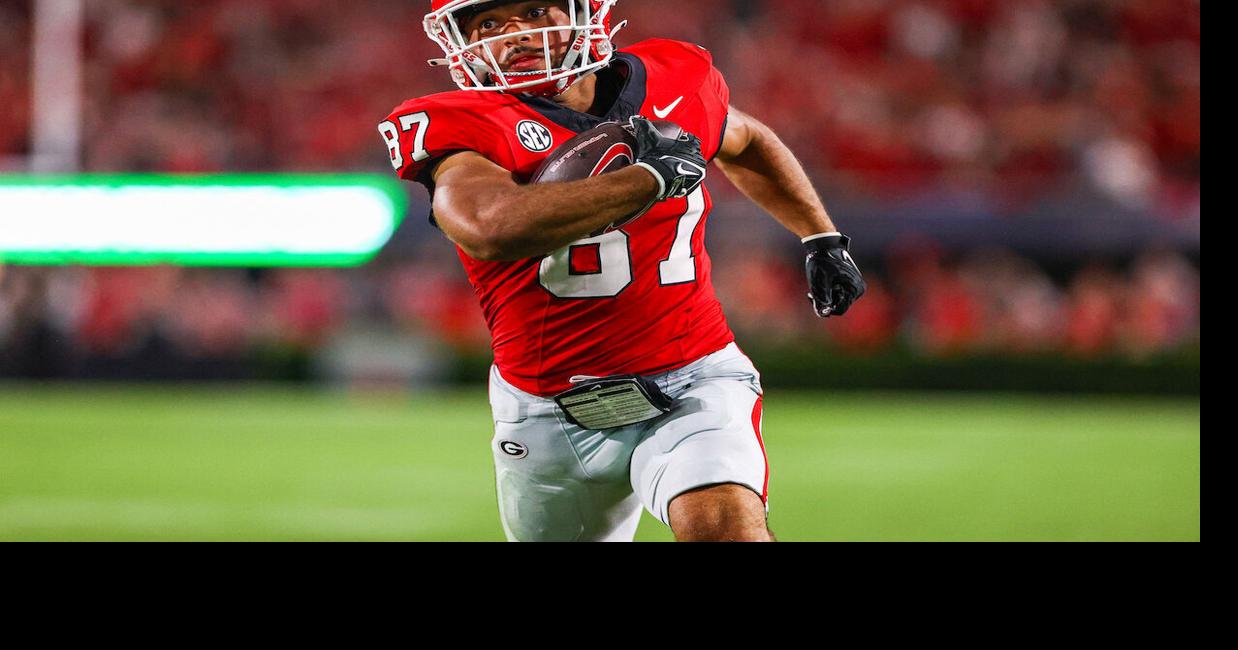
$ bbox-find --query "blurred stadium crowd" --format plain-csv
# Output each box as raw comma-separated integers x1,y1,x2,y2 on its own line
1,0,1202,202
0,0,1200,380
0,243,1200,379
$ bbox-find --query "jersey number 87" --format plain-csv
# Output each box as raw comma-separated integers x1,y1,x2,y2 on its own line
379,112,703,300
540,187,704,299
379,112,431,167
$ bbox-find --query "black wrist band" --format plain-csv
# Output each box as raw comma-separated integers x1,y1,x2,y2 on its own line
803,234,851,253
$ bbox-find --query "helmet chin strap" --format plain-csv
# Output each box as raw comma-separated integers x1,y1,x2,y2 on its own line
527,1,621,95
558,2,622,76
518,16,628,96
608,19,628,44
544,18,626,97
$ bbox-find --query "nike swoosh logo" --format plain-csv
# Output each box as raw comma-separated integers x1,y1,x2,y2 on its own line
676,163,702,176
653,96,684,119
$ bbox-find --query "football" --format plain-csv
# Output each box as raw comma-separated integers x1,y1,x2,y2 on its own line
530,119,685,235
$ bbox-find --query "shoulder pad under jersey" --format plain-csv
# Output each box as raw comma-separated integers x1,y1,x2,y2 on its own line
379,91,511,186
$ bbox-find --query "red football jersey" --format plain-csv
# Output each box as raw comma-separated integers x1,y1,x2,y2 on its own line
380,39,735,396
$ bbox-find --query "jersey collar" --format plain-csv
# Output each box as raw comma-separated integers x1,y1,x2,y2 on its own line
514,52,648,134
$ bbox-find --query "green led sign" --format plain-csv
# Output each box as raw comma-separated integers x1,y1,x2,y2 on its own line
0,174,408,267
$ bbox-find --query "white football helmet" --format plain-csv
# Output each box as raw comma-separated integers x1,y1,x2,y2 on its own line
424,0,626,97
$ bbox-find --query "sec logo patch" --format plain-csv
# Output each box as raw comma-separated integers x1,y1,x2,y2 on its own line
516,120,554,153
498,440,529,459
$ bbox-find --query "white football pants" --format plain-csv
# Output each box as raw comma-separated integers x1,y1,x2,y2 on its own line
488,343,768,542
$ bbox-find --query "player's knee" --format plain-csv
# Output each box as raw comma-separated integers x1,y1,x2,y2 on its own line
668,483,772,542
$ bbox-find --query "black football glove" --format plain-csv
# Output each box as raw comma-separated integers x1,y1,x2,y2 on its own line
627,116,707,200
804,233,866,317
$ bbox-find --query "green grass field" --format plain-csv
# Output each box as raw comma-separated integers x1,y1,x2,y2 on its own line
0,384,1199,541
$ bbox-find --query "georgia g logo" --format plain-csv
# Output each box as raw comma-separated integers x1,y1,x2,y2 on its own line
516,120,554,153
498,440,529,459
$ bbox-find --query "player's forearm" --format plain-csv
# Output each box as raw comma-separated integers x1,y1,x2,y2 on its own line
473,167,659,260
715,124,838,238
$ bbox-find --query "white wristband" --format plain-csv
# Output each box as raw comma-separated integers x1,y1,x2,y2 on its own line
801,232,843,244
633,162,667,199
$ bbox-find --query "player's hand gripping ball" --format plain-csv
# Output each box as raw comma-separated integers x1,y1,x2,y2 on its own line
530,117,706,236
625,115,707,201
804,234,866,317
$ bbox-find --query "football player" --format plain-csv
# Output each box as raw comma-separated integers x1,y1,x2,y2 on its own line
379,0,865,541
